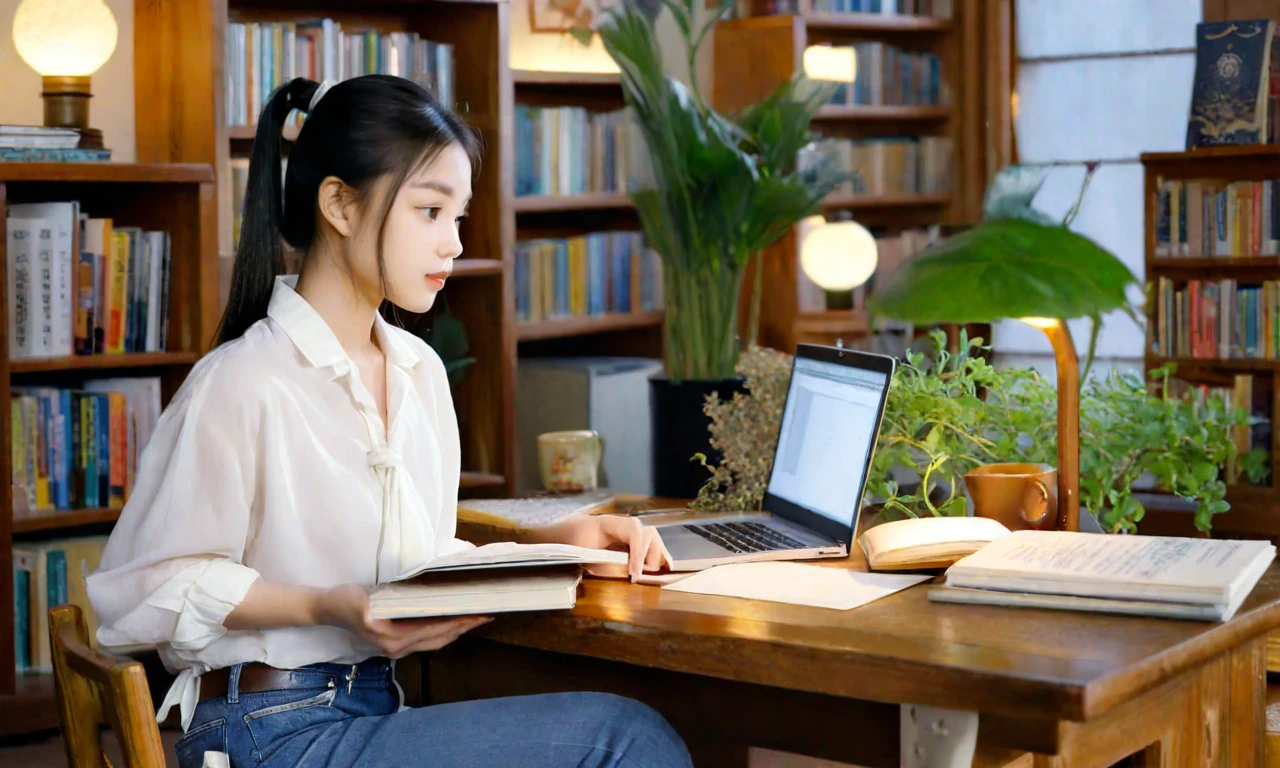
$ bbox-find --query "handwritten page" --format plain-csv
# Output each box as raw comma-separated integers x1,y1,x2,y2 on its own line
948,530,1274,590
457,491,614,528
662,561,930,610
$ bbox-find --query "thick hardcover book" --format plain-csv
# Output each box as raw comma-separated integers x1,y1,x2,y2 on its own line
1188,19,1276,148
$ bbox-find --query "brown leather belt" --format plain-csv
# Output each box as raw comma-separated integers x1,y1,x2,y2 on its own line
199,659,391,702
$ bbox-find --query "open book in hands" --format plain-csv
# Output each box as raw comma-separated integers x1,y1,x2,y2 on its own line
368,542,628,620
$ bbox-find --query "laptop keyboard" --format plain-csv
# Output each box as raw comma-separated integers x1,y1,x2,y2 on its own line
683,521,809,554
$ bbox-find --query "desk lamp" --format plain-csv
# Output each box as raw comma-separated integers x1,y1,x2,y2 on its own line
867,165,1138,532
12,0,118,148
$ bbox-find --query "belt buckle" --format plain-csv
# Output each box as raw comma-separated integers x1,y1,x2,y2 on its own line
345,664,358,694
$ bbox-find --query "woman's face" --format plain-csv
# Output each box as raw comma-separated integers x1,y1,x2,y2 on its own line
353,143,472,314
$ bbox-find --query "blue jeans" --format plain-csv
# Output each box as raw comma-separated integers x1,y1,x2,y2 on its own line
173,658,693,768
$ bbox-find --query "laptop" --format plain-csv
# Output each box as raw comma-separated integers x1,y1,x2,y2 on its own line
655,343,895,572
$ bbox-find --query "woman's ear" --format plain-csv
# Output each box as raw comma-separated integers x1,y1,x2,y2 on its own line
317,176,357,238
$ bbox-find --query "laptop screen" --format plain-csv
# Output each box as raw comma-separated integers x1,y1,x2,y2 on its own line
764,353,891,543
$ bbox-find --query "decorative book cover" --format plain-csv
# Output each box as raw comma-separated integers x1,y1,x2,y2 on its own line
1187,19,1276,148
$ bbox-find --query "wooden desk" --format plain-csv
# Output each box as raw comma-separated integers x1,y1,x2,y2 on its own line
434,504,1280,767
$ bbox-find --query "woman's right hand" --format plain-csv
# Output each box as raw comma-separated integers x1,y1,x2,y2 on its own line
315,583,492,659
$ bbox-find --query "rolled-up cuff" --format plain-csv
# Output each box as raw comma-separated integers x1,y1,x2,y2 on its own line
96,559,259,652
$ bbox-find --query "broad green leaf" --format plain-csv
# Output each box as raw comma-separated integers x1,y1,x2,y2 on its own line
867,218,1137,324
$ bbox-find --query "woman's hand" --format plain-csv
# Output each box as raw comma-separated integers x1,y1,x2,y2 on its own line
315,584,491,658
540,515,672,582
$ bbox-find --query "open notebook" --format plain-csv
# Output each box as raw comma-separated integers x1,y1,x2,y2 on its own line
368,542,628,620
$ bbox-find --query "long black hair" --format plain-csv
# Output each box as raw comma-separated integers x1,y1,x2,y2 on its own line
216,75,482,345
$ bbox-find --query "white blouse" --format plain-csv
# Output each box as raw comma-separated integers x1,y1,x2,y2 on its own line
85,275,473,732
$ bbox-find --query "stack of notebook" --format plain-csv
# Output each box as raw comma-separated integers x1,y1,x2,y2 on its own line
928,530,1275,622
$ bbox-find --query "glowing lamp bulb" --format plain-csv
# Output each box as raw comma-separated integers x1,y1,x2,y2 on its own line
800,219,878,291
13,0,118,77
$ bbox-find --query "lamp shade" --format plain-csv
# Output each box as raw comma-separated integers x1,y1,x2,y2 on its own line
803,45,856,83
13,0,118,77
800,219,878,291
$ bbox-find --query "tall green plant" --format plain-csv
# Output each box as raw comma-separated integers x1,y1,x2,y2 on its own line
593,0,845,381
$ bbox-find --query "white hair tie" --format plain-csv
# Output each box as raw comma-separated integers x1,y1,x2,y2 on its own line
309,79,335,112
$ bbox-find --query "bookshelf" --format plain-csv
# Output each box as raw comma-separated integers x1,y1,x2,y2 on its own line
0,162,217,734
135,0,519,497
711,1,1012,352
1140,145,1280,538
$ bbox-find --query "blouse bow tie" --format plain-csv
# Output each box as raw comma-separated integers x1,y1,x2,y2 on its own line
368,446,432,581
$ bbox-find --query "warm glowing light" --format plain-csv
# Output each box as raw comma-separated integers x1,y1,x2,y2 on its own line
1020,317,1060,330
13,0,118,77
803,45,856,82
800,220,878,291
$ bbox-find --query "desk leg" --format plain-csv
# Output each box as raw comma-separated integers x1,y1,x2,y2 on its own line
902,703,979,768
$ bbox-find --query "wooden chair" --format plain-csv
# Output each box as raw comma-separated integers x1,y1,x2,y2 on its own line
48,604,167,768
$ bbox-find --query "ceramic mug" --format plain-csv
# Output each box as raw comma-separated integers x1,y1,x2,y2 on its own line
963,462,1058,531
538,430,604,493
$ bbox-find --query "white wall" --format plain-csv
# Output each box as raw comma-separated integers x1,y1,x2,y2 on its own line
997,0,1200,375
0,0,135,161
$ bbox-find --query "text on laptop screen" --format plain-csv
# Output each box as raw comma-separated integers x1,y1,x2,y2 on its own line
766,356,888,529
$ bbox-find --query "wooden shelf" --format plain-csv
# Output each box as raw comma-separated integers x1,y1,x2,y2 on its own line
0,163,213,184
518,312,663,341
452,259,505,277
460,471,506,489
803,11,953,32
822,191,951,210
513,70,621,87
1141,144,1280,164
813,105,951,121
227,124,257,140
1147,356,1280,372
0,672,58,737
10,351,201,374
12,508,121,535
513,193,633,213
1149,257,1280,270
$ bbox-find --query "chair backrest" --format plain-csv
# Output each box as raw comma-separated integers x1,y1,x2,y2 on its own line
48,604,167,768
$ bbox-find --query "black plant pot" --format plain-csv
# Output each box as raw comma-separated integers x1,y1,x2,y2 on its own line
649,375,747,500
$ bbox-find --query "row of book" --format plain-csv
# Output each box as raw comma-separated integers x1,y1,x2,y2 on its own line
796,226,939,313
1154,178,1280,259
514,107,638,198
809,0,952,16
822,43,948,107
5,205,172,360
1151,277,1280,361
807,137,953,197
225,20,456,127
11,377,162,517
1168,373,1271,483
13,537,107,672
514,232,663,323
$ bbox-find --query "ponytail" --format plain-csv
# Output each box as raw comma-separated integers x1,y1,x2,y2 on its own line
214,74,481,346
216,78,319,346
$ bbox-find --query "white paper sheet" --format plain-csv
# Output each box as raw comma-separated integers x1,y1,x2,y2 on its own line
661,561,931,610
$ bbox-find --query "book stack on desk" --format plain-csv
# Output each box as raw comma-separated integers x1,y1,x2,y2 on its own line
928,530,1276,622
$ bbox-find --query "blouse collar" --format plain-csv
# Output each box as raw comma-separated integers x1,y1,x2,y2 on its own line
266,274,419,373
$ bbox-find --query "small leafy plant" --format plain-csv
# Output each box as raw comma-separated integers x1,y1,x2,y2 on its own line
692,334,1268,534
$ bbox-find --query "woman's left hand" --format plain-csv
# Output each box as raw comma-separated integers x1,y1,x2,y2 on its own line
546,515,672,582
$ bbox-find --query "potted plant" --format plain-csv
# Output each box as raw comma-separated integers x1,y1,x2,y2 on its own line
593,0,845,498
692,336,1268,534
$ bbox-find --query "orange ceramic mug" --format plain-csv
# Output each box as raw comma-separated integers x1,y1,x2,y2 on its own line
963,462,1058,531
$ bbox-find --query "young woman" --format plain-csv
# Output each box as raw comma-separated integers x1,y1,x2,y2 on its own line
86,75,691,768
